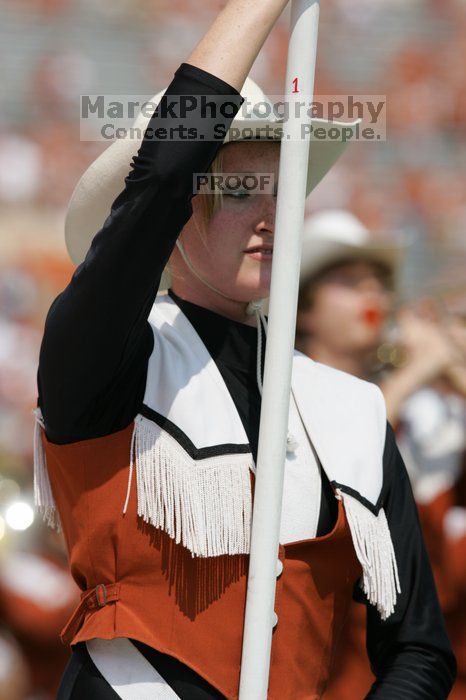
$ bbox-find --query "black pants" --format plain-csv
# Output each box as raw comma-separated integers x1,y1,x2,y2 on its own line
57,640,226,699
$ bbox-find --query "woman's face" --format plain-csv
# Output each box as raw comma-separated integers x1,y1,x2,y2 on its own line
297,260,393,353
172,140,280,304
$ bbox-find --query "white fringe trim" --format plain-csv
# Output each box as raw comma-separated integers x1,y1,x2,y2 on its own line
336,488,401,620
32,407,61,532
123,414,255,558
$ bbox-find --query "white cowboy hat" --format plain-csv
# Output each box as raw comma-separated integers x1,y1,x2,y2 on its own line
65,75,359,290
300,209,405,287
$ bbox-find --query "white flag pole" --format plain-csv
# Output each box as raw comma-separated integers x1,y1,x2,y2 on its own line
238,2,321,698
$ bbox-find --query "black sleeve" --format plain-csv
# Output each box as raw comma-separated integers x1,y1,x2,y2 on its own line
352,422,457,699
37,63,244,444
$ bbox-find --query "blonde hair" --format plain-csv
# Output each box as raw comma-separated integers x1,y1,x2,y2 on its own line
166,145,227,285
191,146,226,245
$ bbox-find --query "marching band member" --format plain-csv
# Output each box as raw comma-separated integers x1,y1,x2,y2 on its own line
33,3,455,698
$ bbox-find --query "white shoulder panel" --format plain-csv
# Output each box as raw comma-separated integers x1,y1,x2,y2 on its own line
291,351,387,508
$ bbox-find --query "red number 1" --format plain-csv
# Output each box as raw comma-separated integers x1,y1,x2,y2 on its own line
292,77,299,93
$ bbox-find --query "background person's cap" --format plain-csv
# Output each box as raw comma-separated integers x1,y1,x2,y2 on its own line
300,209,406,289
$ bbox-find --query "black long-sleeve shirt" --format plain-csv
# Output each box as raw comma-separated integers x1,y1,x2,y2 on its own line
37,62,456,698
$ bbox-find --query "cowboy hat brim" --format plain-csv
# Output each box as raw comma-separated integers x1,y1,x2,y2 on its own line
299,238,406,288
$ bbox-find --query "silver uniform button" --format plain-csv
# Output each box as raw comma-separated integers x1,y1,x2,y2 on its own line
272,611,278,628
276,559,284,578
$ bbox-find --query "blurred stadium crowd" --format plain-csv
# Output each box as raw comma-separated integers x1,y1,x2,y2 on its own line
0,0,465,697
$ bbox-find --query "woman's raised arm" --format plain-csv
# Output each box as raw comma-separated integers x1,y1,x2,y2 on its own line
37,1,289,445
187,0,289,90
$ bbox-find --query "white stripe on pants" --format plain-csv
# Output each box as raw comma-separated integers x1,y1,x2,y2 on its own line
86,638,181,699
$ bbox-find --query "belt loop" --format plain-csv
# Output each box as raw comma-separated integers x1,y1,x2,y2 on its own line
95,583,108,607
60,582,120,646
